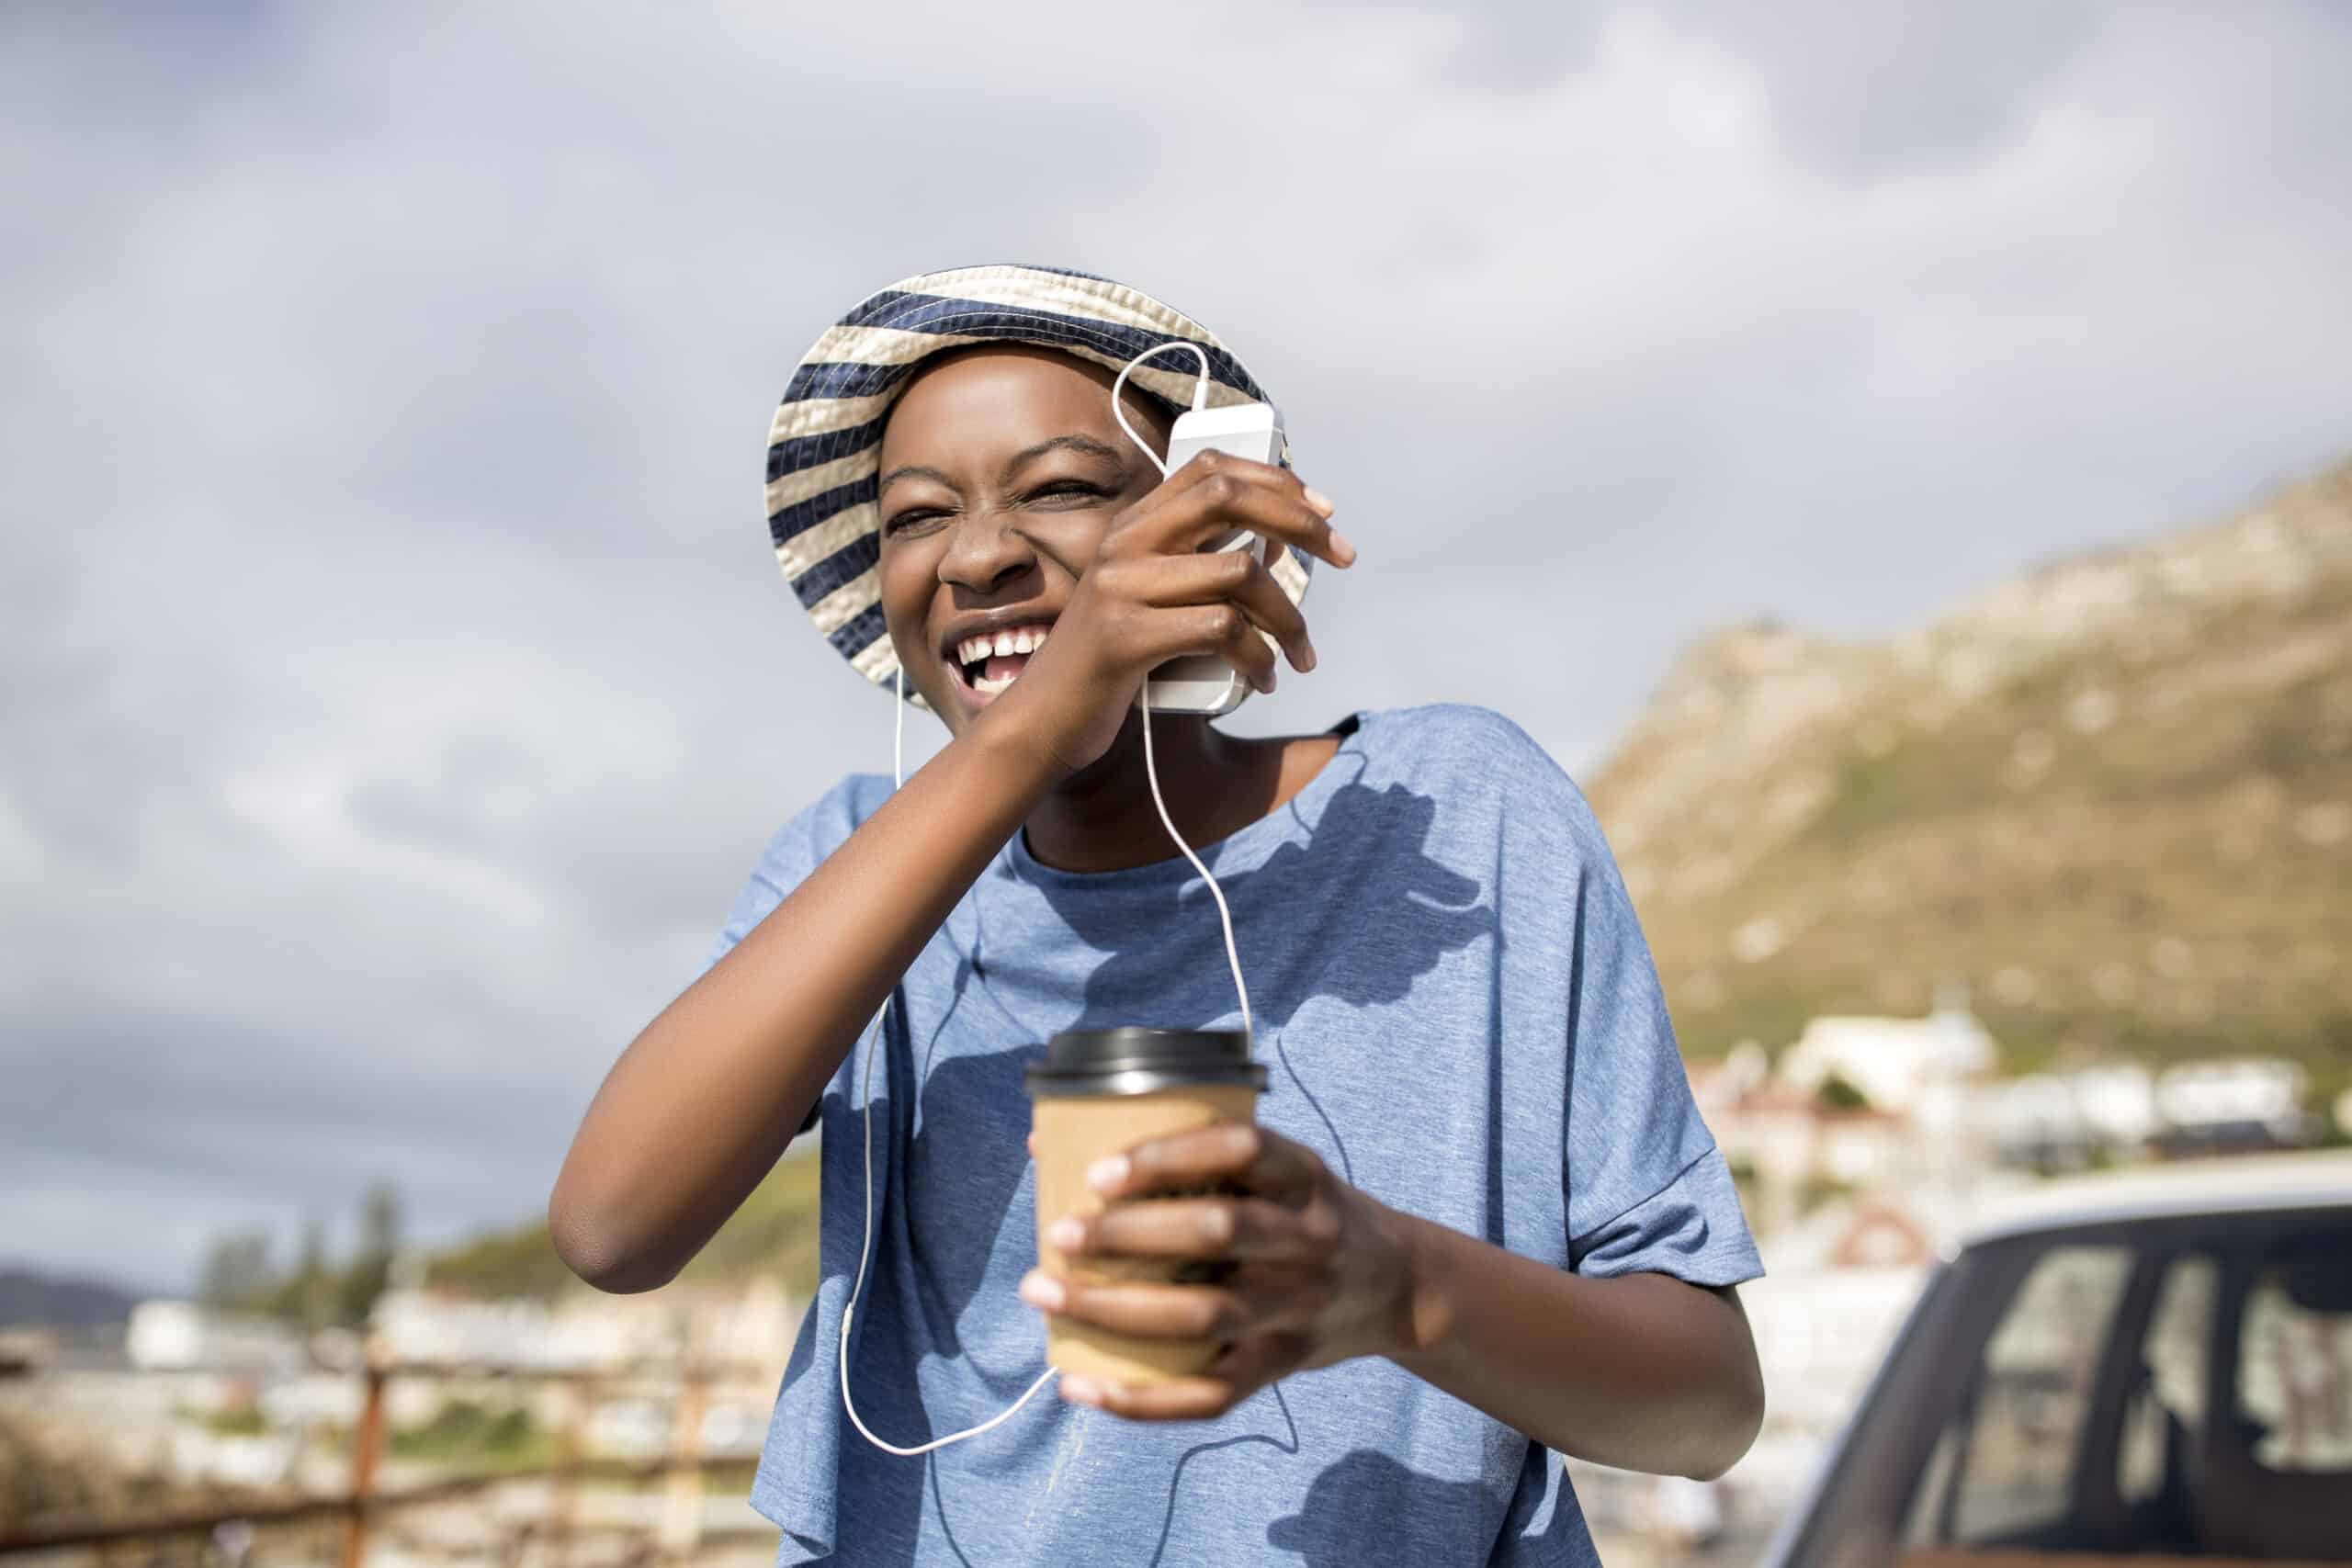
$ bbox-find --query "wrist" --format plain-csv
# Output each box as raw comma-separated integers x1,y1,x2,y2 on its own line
965,685,1080,792
1363,1195,1452,1362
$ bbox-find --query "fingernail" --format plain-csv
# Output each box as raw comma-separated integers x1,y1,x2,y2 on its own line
1059,1374,1102,1406
1329,526,1358,566
1047,1216,1086,1252
1302,486,1336,517
1086,1156,1129,1193
1019,1271,1067,1311
1298,642,1317,673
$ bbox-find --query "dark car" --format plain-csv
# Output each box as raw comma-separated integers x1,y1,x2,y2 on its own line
1760,1150,2352,1568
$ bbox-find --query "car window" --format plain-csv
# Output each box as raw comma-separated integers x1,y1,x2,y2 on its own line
1787,1206,2352,1568
1943,1245,2135,1542
2118,1253,2215,1506
2235,1257,2352,1472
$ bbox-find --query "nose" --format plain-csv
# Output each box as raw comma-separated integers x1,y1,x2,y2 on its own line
937,506,1037,596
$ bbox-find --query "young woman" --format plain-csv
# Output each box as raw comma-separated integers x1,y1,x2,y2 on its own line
551,265,1765,1565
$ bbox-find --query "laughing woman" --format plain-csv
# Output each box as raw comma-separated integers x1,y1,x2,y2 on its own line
550,265,1765,1566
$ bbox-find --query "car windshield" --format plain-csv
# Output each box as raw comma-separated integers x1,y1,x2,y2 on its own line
1778,1204,2352,1568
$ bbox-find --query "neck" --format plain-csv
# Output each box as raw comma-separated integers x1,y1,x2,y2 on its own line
1022,710,1281,874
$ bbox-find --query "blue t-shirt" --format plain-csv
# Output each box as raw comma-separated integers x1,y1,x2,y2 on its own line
706,704,1762,1566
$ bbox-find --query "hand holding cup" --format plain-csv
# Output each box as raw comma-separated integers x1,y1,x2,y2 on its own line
1021,1119,1419,1422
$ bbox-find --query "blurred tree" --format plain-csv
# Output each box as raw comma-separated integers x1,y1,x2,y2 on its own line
297,1214,333,1329
198,1231,272,1307
1815,1072,1871,1113
336,1182,403,1325
361,1183,401,1258
260,1214,336,1325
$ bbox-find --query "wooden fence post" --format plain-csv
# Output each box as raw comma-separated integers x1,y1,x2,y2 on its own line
657,1368,710,1563
337,1357,388,1568
547,1378,589,1568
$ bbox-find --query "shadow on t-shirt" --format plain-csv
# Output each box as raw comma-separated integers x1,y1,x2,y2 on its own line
898,777,1498,1357
811,773,1511,1561
1266,1448,1496,1562
1051,780,1494,1033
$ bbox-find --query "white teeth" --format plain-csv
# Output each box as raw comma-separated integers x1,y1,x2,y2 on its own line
973,671,1016,695
954,625,1051,670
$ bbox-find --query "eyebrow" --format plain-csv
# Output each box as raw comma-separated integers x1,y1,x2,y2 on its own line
1001,434,1128,486
876,462,956,498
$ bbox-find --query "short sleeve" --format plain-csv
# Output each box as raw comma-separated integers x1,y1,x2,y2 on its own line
702,773,888,969
701,773,889,1134
1556,794,1763,1289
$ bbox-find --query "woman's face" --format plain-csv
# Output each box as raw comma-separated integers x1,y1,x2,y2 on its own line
875,344,1170,733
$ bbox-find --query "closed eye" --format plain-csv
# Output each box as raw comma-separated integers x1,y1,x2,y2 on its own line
881,506,951,536
1022,479,1116,506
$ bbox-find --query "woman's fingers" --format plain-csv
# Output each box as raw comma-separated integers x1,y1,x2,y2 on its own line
1051,1196,1334,1263
1139,603,1281,694
1057,1333,1308,1422
1022,1267,1332,1342
1120,451,1355,571
1132,547,1315,672
1089,1122,1328,1201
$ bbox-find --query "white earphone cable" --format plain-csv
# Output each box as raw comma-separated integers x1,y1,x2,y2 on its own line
839,338,1257,1457
1115,340,1254,1042
1136,682,1253,1042
1109,341,1212,466
840,662,1060,1456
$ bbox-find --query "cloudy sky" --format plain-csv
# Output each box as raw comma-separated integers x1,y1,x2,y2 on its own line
6,1,2348,1292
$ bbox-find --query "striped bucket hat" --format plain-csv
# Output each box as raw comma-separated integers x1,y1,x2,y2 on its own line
763,264,1311,700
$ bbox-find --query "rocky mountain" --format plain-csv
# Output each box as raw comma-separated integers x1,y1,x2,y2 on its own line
1585,457,2352,1098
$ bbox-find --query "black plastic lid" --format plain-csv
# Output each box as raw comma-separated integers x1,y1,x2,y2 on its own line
1024,1027,1268,1098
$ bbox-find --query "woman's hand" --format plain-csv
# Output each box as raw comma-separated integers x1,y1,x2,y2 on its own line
992,451,1355,777
1017,1121,1418,1420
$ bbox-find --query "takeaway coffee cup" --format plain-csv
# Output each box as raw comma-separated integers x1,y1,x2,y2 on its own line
1026,1027,1269,1384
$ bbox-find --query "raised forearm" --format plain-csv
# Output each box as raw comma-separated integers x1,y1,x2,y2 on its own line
549,708,1064,1292
1384,1205,1763,1479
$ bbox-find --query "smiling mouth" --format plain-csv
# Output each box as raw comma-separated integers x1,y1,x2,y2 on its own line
950,622,1054,697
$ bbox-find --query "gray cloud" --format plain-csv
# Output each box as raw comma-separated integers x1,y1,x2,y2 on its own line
1662,0,2100,179
5,0,2348,1289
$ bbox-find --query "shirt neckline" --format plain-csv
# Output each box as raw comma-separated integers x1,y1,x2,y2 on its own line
1002,711,1368,888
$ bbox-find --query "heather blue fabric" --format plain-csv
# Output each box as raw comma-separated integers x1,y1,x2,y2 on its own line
703,704,1762,1566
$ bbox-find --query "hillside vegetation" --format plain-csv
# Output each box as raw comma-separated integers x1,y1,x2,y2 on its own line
1585,458,2352,1100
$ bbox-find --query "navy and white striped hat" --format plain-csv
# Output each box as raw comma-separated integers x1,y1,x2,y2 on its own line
764,264,1311,697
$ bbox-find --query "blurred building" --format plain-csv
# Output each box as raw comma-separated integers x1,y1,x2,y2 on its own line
2150,1057,2315,1155
369,1277,797,1373
1985,1057,2316,1168
1774,994,1997,1115
125,1302,305,1374
1697,998,2002,1235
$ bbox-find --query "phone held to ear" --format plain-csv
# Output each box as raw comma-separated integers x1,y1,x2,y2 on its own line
1139,400,1287,716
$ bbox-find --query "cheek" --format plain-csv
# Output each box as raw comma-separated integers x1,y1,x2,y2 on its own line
1038,503,1123,574
877,547,941,656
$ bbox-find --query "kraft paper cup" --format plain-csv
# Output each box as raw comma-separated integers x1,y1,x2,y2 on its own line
1026,1027,1268,1384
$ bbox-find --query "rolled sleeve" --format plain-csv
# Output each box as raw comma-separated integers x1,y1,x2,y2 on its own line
1569,1144,1762,1286
1554,785,1764,1289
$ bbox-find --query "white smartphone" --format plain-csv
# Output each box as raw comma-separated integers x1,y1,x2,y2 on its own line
1139,400,1287,716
